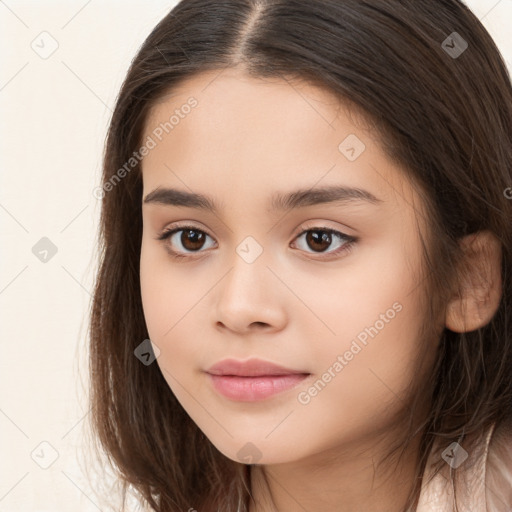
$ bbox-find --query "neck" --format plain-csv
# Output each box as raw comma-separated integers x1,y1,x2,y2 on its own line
248,425,424,512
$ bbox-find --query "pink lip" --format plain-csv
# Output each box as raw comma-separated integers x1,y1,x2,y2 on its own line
205,358,310,401
206,357,307,377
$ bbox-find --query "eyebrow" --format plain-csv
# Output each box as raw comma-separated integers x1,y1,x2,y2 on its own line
143,185,382,214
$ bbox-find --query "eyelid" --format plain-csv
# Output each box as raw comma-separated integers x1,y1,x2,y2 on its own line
155,220,213,239
291,220,355,239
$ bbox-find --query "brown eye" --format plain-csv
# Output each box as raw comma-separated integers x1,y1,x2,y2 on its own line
304,230,333,252
293,227,356,258
180,229,207,251
157,226,216,256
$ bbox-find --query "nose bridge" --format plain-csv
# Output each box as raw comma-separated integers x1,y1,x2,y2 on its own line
235,233,266,266
214,235,286,331
223,235,269,306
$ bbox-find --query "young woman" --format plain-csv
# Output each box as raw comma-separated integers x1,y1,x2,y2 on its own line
87,1,512,510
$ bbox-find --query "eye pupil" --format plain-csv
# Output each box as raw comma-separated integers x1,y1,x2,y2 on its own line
306,230,332,252
182,229,205,251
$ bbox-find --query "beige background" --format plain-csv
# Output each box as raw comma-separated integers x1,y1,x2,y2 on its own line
1,0,511,510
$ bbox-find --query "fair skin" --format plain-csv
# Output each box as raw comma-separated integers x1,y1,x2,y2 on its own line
138,68,502,511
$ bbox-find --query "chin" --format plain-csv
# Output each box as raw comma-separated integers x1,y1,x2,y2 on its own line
208,437,301,466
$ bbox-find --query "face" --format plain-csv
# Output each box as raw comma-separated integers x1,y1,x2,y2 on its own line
139,68,436,466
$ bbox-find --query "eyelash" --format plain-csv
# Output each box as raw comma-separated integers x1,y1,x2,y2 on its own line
155,223,357,261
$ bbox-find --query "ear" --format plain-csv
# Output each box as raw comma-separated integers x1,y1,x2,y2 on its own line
445,230,502,333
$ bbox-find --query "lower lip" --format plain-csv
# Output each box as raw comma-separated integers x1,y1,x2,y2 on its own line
207,373,310,401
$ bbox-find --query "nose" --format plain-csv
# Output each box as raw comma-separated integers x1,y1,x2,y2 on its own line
213,254,288,334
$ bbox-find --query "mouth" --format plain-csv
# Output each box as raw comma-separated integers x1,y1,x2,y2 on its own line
205,358,311,401
206,357,308,377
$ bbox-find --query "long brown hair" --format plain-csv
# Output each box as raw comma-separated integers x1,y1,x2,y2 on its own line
86,1,512,510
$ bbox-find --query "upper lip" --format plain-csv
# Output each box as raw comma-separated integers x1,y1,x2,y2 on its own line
205,358,309,377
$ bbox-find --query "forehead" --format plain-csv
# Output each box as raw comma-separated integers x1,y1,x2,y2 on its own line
145,68,346,130
140,68,418,215
143,70,349,162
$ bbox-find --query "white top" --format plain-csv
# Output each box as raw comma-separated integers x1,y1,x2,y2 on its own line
417,421,512,511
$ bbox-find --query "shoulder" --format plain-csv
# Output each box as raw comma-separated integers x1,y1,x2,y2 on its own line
416,421,512,512
486,419,512,510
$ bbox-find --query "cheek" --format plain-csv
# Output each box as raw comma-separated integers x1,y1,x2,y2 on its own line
296,238,426,401
140,267,196,403
140,242,185,348
293,297,426,451
292,239,421,350
139,242,212,381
